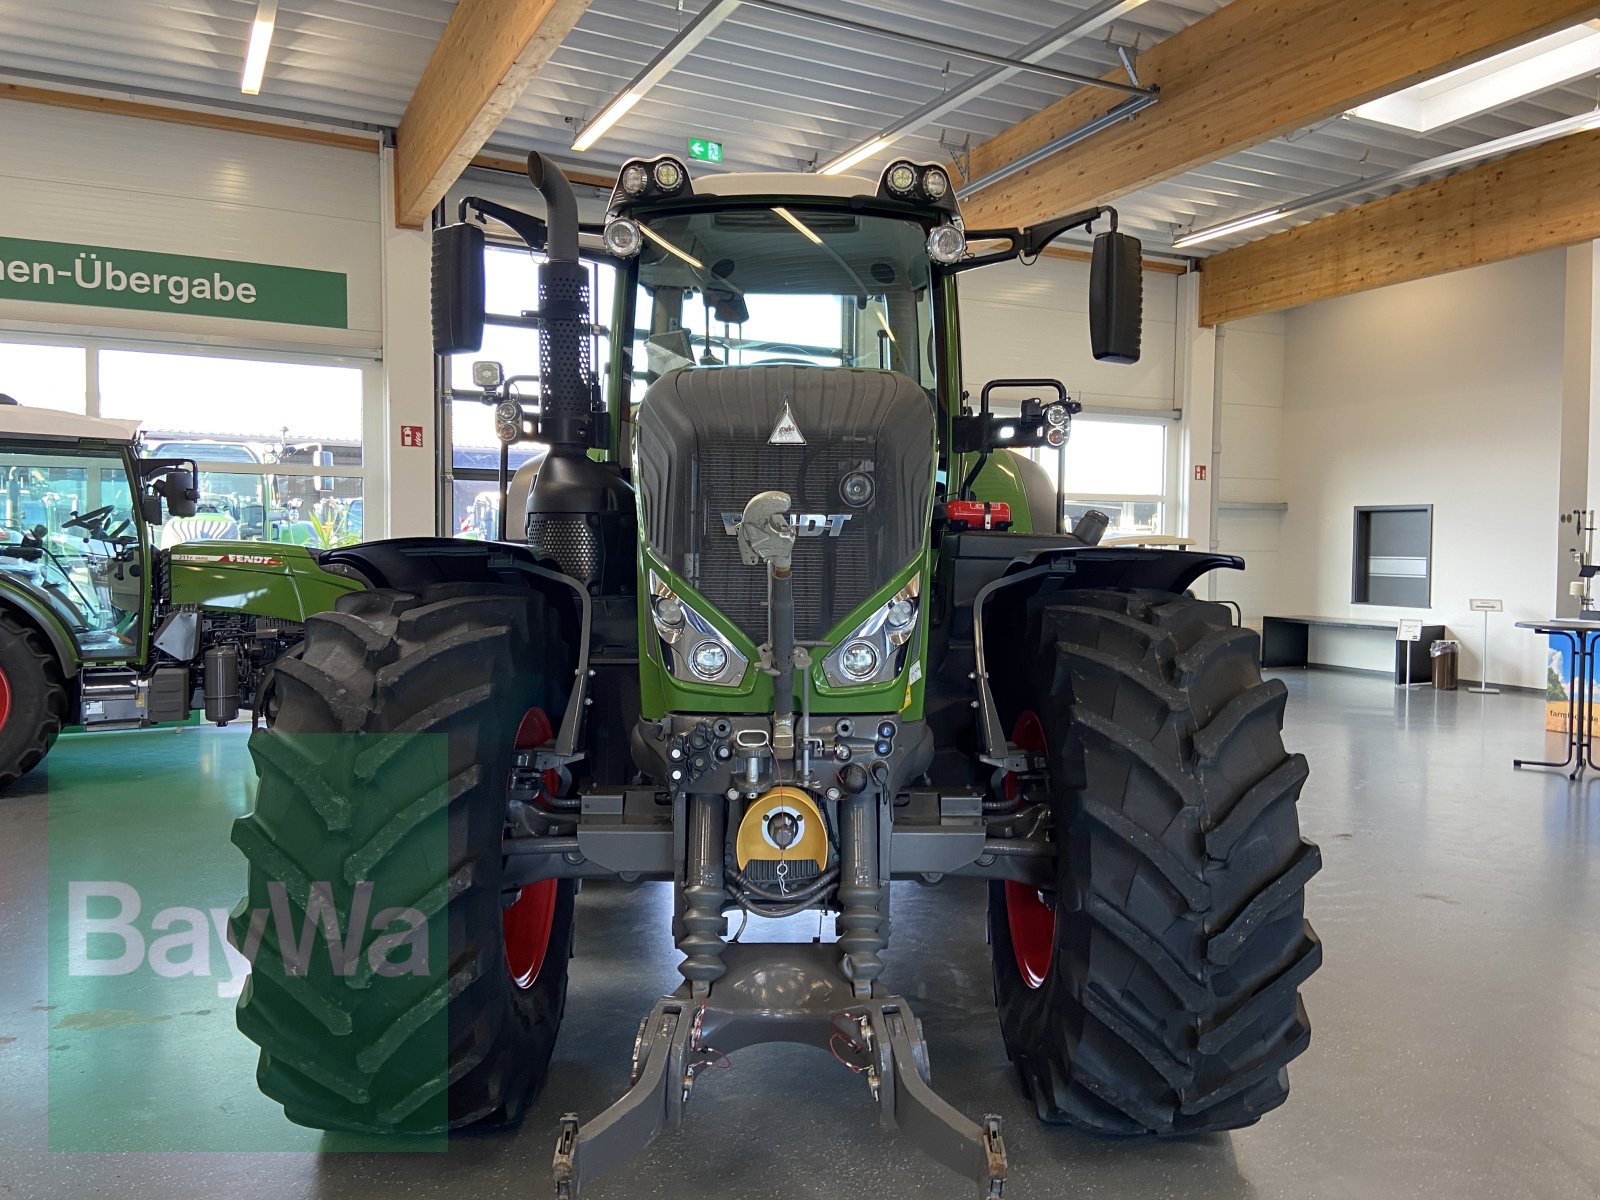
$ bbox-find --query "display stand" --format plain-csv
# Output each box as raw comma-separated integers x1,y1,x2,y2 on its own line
1469,598,1502,695
1397,618,1425,689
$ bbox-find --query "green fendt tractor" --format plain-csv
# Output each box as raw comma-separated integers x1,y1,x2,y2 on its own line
231,153,1321,1196
0,405,367,789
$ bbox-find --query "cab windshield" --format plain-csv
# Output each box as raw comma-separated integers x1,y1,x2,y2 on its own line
630,207,935,398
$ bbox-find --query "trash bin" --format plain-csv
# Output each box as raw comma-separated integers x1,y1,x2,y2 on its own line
1430,639,1459,690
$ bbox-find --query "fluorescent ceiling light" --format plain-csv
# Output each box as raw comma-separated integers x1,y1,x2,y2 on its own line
1172,209,1285,249
1349,24,1600,133
240,0,278,96
571,92,641,152
570,0,740,153
639,223,704,270
1173,107,1600,249
820,137,891,177
772,206,822,244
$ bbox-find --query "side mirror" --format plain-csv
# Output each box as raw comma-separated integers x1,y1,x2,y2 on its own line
1089,231,1143,364
432,222,486,356
160,468,199,518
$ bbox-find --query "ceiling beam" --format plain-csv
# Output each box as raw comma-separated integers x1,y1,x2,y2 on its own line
0,82,378,152
393,0,591,229
958,0,1600,230
1196,128,1600,325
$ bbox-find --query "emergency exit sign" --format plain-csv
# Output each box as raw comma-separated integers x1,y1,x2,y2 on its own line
688,137,723,163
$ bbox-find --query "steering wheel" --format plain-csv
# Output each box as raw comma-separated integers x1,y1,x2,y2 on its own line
64,505,115,531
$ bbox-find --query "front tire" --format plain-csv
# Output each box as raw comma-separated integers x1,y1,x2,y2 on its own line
989,588,1321,1134
230,584,576,1132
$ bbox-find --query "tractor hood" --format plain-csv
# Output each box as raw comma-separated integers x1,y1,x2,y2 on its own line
635,364,936,647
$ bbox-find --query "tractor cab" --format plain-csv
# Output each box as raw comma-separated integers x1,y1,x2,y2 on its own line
0,407,195,659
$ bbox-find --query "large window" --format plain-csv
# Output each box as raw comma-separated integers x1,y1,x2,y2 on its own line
0,334,376,546
442,245,617,539
1034,415,1170,538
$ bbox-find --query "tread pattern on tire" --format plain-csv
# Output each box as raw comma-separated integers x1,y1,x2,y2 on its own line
989,588,1321,1135
230,583,575,1133
0,610,69,789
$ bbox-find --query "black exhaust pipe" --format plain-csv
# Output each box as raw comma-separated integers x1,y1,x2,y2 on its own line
522,152,636,596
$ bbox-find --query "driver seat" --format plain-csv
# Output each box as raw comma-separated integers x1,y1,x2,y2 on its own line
162,513,240,549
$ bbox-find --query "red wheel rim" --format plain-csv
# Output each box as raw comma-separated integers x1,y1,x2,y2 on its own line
0,665,11,733
1004,710,1054,989
503,707,560,990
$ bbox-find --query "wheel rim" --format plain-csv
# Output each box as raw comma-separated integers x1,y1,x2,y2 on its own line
503,707,560,990
0,665,11,734
1005,710,1054,989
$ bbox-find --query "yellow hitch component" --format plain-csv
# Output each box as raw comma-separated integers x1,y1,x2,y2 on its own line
734,785,829,870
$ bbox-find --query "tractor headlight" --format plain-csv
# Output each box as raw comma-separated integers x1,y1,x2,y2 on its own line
821,574,921,687
690,641,729,679
620,163,650,195
650,571,747,686
839,642,879,680
885,161,918,195
604,218,643,258
653,159,686,191
921,166,949,199
927,224,965,264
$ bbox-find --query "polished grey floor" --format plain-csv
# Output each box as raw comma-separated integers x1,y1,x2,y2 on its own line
2,670,1599,1199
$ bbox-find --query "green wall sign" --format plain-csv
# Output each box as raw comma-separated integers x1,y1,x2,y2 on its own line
687,137,723,163
0,237,348,329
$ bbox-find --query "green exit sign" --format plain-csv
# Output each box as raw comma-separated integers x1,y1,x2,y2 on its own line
687,137,723,163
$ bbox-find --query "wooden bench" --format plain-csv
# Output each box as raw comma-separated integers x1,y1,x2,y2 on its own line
1261,615,1446,685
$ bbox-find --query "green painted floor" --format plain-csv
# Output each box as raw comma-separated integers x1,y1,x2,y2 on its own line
2,673,1600,1198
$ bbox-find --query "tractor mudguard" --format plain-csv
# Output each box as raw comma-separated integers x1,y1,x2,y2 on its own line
321,537,594,758
0,580,80,674
166,542,366,622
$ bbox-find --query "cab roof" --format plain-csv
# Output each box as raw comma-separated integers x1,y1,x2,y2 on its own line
0,405,140,444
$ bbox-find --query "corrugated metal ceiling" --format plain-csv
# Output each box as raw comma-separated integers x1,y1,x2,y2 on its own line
1,0,1596,256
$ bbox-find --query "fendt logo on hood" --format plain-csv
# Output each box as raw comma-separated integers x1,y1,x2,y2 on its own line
720,513,851,538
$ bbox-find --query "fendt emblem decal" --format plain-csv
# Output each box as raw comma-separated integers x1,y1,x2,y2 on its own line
721,513,851,537
768,397,806,445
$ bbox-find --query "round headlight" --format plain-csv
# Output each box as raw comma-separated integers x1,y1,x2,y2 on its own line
922,167,949,199
1045,425,1068,447
885,597,915,631
841,470,874,507
620,163,650,195
927,224,966,264
1045,402,1070,427
493,399,521,443
655,596,685,628
604,218,642,258
690,640,729,679
653,160,685,191
886,161,918,195
840,641,879,680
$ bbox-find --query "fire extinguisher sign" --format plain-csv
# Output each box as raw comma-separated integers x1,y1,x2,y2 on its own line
400,424,424,448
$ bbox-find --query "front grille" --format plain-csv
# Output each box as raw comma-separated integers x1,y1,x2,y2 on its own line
691,435,872,642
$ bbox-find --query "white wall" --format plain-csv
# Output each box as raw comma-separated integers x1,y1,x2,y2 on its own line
0,99,382,353
958,255,1179,414
1270,250,1568,689
1210,312,1287,623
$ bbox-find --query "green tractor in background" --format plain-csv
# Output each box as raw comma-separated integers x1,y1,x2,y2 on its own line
0,405,367,789
230,153,1321,1196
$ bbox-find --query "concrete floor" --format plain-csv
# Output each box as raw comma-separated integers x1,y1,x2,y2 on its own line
2,669,1599,1199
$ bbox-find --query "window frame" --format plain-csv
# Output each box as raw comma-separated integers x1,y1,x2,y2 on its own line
0,330,383,540
1032,410,1177,537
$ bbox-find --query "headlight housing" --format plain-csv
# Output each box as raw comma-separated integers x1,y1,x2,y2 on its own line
821,574,921,688
650,572,747,687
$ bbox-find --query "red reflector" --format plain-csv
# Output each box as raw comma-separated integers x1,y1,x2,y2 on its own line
945,500,1011,531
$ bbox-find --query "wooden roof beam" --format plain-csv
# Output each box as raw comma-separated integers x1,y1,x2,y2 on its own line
959,0,1600,231
393,0,591,228
1196,128,1600,325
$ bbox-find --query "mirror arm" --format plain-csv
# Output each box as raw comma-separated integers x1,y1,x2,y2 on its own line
458,196,550,253
1021,205,1114,258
